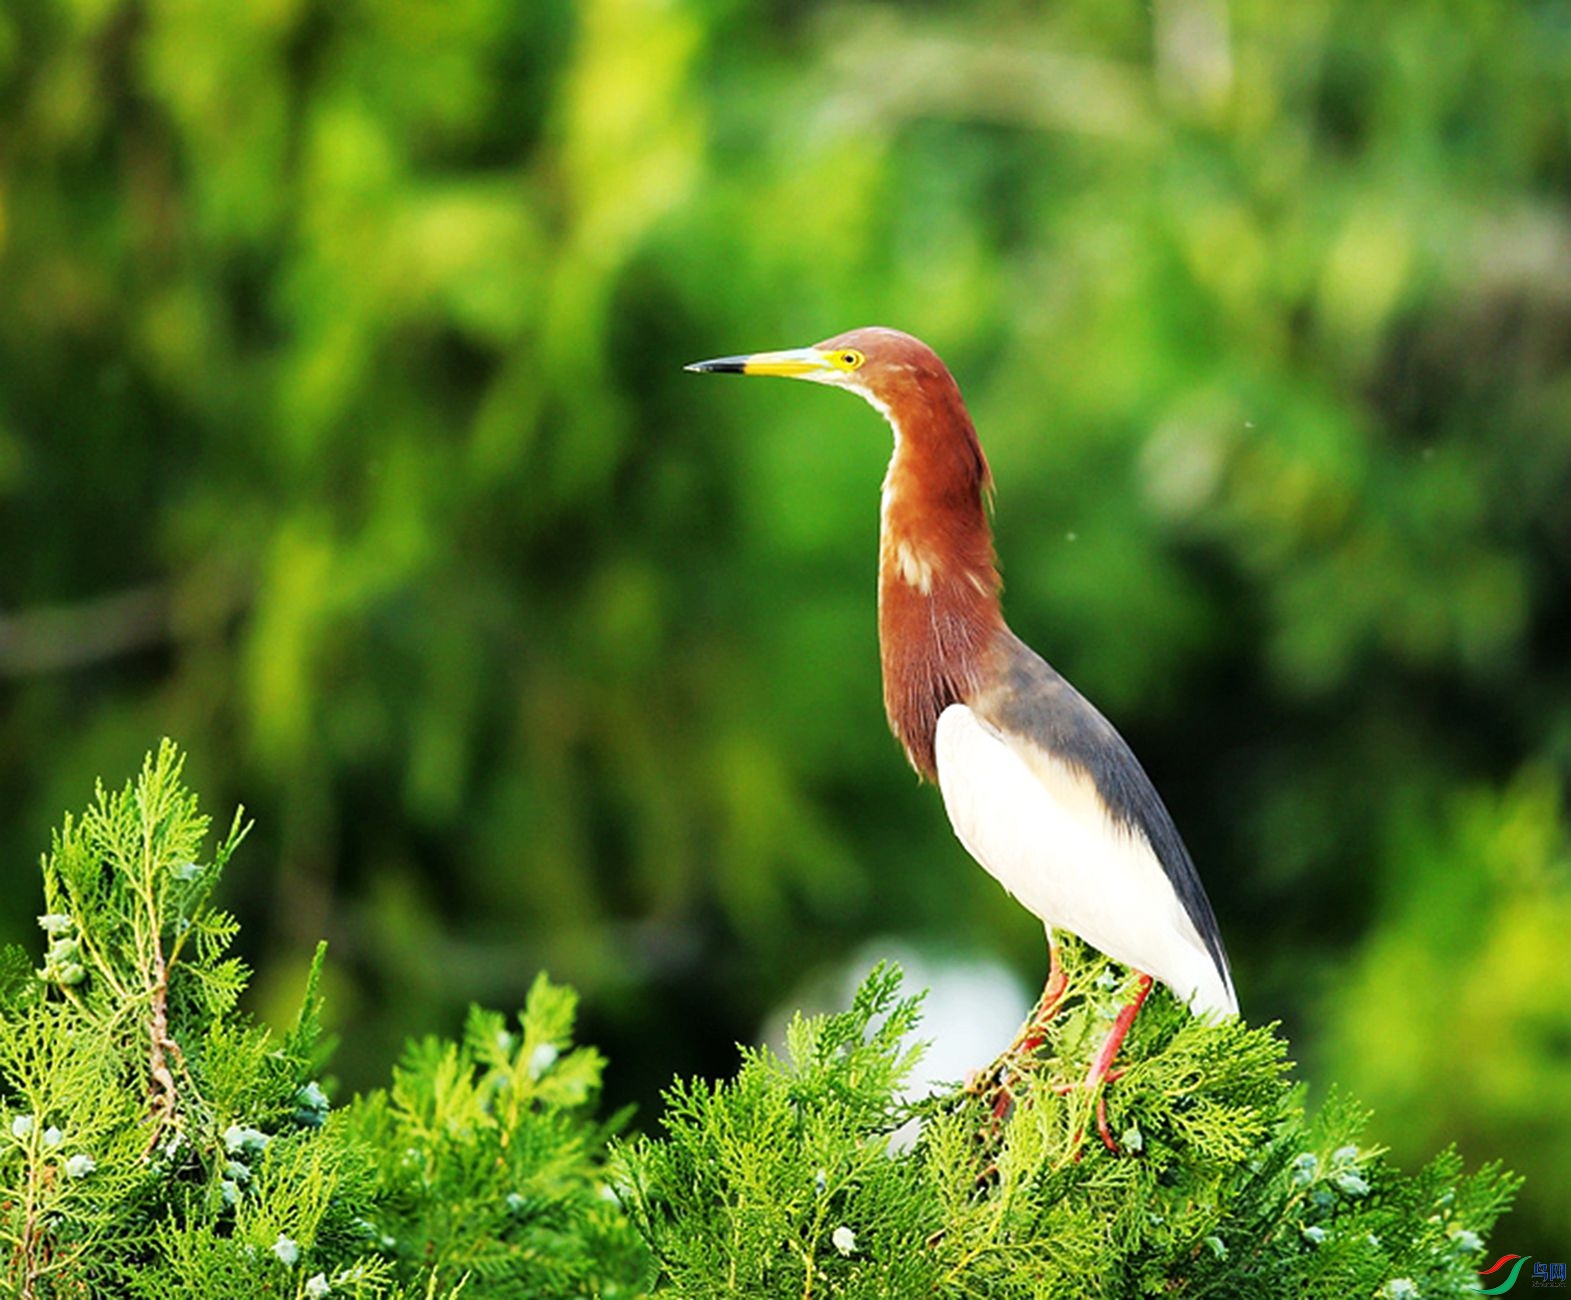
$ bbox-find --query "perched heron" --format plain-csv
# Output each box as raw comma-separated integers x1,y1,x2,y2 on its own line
687,327,1236,1146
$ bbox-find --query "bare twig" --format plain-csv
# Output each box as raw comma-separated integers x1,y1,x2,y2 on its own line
0,584,170,676
0,567,247,677
142,912,184,1156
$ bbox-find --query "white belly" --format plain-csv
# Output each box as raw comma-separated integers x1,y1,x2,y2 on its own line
934,703,1235,1015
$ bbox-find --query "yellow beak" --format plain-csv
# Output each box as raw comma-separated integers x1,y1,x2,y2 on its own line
684,347,833,378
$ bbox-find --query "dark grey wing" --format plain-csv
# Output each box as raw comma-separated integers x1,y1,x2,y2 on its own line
975,630,1235,1003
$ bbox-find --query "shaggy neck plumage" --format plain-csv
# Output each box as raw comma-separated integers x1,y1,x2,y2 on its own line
873,376,1003,781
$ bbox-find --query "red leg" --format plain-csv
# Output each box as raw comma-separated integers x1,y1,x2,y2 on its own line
972,942,1072,1125
1096,1096,1119,1153
991,1087,1013,1124
1015,939,1068,1054
1084,973,1153,1153
1052,1068,1120,1096
1084,973,1153,1089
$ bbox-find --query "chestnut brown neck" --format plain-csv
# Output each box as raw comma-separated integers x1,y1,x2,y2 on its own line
874,373,1003,780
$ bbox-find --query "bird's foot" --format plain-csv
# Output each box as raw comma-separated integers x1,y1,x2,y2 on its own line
973,1064,1133,1174
963,1054,1023,1130
963,1043,1045,1163
1094,1095,1120,1154
1050,1067,1123,1096
1065,1090,1126,1162
966,959,1071,1123
968,966,1150,1170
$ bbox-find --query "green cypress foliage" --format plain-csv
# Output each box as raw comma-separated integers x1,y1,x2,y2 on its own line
0,745,1519,1296
343,989,646,1295
0,743,645,1298
612,960,1519,1298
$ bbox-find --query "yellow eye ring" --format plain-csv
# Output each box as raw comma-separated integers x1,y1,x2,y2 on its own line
834,349,865,372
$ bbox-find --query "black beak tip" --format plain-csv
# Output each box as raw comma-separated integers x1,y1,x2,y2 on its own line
685,356,747,374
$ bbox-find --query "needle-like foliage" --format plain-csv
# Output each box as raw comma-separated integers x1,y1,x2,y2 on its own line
613,951,1518,1298
0,745,1519,1297
343,986,646,1296
0,743,647,1299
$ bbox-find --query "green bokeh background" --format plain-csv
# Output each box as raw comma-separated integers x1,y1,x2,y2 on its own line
3,0,1568,1263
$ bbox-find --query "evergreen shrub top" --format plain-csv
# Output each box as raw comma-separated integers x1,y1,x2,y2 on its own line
0,745,1515,1297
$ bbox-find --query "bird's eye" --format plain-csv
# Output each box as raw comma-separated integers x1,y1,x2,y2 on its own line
838,350,865,371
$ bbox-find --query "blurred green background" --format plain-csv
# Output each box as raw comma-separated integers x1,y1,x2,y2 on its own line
3,0,1569,1261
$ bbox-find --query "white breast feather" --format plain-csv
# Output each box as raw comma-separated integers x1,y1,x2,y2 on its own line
935,703,1236,1016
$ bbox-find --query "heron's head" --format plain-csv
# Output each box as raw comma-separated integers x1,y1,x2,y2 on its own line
685,326,953,416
